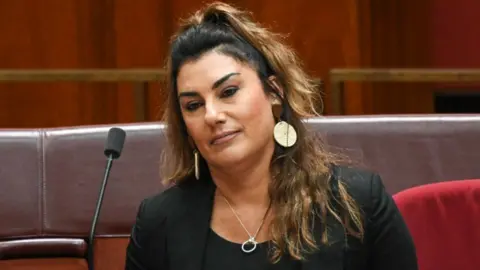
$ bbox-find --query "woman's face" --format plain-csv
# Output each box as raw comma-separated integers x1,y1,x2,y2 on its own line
176,50,277,169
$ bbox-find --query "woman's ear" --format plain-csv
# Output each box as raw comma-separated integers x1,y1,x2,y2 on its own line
266,76,283,119
267,75,284,99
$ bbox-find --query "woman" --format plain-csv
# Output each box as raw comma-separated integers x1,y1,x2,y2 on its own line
125,2,417,270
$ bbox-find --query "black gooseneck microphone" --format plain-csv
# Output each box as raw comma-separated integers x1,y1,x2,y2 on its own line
87,127,127,270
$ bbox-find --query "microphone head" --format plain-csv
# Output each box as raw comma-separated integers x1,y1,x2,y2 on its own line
104,127,126,159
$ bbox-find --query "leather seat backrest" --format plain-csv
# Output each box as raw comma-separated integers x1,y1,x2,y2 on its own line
0,130,42,240
42,124,168,237
307,115,480,193
2,114,480,256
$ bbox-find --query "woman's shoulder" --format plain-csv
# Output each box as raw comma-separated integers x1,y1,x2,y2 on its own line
331,164,382,189
330,166,418,269
330,164,387,209
136,177,211,222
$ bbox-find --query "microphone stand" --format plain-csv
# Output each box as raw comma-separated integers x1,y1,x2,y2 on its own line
87,154,114,270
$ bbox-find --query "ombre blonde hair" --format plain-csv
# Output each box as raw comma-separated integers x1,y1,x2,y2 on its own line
160,2,363,262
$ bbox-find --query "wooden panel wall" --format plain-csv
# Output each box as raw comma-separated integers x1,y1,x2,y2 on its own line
0,0,167,127
4,0,457,125
350,0,480,115
342,0,434,115
0,0,362,128
431,0,480,90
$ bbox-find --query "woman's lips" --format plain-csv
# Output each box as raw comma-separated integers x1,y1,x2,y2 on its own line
211,131,240,145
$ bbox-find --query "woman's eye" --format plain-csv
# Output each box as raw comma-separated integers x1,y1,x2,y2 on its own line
221,87,239,98
185,102,202,111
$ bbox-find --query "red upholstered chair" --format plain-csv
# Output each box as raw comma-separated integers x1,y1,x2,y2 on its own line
393,179,480,270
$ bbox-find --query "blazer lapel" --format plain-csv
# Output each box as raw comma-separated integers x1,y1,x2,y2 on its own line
168,177,216,270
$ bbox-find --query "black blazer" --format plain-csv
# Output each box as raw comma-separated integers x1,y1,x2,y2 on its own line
125,165,418,270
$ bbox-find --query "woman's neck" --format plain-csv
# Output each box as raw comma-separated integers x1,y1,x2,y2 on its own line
207,137,276,208
208,155,272,208
211,167,270,207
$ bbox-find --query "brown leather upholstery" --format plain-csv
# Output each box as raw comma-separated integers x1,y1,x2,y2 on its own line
0,258,88,270
311,115,480,193
0,238,86,259
0,125,168,268
1,114,480,269
0,131,42,240
42,125,166,237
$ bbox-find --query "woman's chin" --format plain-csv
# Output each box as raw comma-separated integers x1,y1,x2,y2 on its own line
206,145,252,168
212,151,248,167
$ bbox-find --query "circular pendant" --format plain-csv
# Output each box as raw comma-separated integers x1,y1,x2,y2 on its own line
273,121,297,147
241,238,257,253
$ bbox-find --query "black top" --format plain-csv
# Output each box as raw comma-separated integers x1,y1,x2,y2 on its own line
203,229,301,270
125,165,418,270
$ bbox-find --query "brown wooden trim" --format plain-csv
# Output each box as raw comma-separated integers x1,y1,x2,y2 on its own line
330,68,480,115
0,69,167,82
330,68,480,82
9,68,479,117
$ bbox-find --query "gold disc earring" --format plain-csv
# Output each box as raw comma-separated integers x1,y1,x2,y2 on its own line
271,96,297,148
273,121,297,147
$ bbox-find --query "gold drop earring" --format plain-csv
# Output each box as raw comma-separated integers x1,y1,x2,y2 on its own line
194,149,200,180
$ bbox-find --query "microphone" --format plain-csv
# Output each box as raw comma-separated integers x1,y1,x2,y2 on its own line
87,127,126,270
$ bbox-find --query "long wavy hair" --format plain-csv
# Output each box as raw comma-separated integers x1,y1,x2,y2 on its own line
160,1,363,262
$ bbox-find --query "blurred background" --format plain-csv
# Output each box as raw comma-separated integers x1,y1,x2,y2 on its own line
1,0,479,128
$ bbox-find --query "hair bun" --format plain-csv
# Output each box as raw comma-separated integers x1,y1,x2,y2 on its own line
200,2,243,26
202,10,230,26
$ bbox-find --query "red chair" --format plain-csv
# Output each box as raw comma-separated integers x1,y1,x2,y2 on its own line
393,179,480,270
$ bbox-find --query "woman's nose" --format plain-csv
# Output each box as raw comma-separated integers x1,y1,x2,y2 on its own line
204,100,226,125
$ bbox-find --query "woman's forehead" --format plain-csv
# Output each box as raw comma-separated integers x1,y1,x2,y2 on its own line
176,52,255,91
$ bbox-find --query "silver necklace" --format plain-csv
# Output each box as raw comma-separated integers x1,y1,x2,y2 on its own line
220,195,271,253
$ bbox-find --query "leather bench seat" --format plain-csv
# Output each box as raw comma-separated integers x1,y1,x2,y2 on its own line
1,115,480,269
